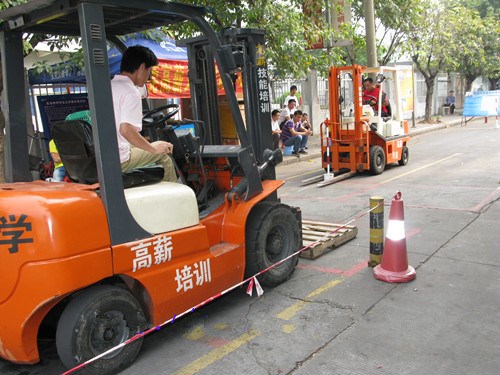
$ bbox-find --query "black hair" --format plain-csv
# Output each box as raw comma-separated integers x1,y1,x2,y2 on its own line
288,98,297,105
120,46,158,73
364,77,374,84
290,85,298,91
302,113,308,116
272,109,280,116
294,110,303,116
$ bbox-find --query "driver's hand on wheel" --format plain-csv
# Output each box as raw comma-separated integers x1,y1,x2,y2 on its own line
153,141,173,155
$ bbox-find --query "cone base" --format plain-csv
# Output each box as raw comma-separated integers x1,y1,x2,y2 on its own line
373,264,416,283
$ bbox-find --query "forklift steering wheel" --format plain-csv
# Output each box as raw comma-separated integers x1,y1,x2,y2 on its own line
362,95,378,107
142,104,180,129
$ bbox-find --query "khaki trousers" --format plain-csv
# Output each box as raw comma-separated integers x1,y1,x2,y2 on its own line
121,142,177,182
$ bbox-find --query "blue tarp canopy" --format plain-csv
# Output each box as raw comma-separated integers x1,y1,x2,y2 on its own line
28,34,187,85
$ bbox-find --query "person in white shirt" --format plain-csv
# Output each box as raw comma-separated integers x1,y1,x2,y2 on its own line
283,85,298,108
111,46,177,182
278,98,297,128
271,109,281,150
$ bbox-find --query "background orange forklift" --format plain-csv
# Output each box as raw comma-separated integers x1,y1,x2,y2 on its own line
0,1,302,374
304,65,411,187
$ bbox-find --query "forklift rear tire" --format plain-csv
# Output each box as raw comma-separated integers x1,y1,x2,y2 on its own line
56,285,147,375
369,146,386,175
398,146,409,166
245,202,300,287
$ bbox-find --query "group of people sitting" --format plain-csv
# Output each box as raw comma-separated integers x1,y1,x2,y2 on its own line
270,86,313,156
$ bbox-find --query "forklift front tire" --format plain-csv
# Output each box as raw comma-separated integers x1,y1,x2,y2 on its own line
245,202,300,287
398,146,409,166
56,285,147,375
369,146,386,175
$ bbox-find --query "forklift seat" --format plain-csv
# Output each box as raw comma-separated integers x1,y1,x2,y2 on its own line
51,120,164,188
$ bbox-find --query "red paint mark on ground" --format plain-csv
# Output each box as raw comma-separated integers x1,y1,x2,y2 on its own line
470,188,500,212
406,227,421,239
203,336,231,348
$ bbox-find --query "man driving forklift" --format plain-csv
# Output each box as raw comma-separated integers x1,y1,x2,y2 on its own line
112,46,177,182
363,77,390,117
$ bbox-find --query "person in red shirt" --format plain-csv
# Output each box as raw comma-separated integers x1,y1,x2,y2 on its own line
362,78,390,117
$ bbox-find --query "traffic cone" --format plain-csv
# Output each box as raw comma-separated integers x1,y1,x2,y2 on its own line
373,192,416,283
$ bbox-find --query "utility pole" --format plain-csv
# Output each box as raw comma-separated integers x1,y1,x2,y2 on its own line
364,0,378,67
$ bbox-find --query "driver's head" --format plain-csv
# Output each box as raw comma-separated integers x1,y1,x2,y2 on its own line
363,78,375,91
120,46,158,87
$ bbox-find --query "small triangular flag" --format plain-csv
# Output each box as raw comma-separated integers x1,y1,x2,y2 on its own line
246,278,254,297
254,276,264,297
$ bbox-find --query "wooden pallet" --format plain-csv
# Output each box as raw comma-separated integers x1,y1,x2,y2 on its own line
300,220,358,260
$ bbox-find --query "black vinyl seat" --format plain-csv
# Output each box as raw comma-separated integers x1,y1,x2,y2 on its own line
51,120,164,188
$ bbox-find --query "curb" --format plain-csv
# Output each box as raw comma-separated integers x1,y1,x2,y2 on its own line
278,119,463,167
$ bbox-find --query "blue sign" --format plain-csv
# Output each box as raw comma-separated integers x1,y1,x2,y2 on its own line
28,33,187,85
463,90,500,116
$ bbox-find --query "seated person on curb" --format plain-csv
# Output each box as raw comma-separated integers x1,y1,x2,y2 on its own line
280,110,312,156
300,113,312,149
111,45,177,182
271,109,282,150
48,139,67,182
444,90,456,114
363,77,390,117
278,98,297,129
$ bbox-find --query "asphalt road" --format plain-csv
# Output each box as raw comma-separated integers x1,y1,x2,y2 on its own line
2,119,499,374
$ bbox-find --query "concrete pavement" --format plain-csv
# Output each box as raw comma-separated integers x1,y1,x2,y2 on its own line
276,119,500,374
279,114,467,166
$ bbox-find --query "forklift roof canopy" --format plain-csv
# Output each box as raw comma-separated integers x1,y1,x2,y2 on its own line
0,0,206,36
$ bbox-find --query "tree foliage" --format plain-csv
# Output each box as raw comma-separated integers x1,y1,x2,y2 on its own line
452,0,500,90
407,1,455,121
163,0,349,78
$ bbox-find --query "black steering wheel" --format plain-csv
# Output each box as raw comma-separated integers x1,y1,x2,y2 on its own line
362,95,378,107
142,104,180,129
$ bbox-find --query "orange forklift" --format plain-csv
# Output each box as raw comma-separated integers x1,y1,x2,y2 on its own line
304,65,411,187
0,1,301,374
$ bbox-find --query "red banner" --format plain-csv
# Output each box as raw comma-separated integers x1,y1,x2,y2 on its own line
147,60,242,99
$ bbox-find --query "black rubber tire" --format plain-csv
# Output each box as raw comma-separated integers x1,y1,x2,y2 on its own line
398,146,409,166
56,285,147,375
245,202,300,287
369,145,386,175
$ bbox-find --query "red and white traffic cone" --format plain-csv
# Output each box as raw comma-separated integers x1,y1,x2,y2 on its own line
373,192,416,283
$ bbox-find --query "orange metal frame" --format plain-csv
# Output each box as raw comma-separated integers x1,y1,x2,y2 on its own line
0,179,282,363
321,65,409,173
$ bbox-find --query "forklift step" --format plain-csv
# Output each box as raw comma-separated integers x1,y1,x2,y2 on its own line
300,220,358,260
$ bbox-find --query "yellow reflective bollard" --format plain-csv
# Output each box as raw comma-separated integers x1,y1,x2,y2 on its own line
369,196,384,267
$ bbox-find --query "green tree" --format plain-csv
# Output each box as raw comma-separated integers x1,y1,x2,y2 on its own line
351,0,425,65
444,3,490,93
165,0,346,78
408,1,462,122
455,0,500,90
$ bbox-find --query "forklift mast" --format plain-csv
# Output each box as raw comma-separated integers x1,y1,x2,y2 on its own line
182,29,275,180
328,65,369,173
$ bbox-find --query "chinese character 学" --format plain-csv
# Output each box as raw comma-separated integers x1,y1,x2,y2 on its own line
0,214,33,254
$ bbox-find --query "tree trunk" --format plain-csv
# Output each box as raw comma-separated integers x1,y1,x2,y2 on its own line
464,74,477,93
488,78,497,90
424,76,435,122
